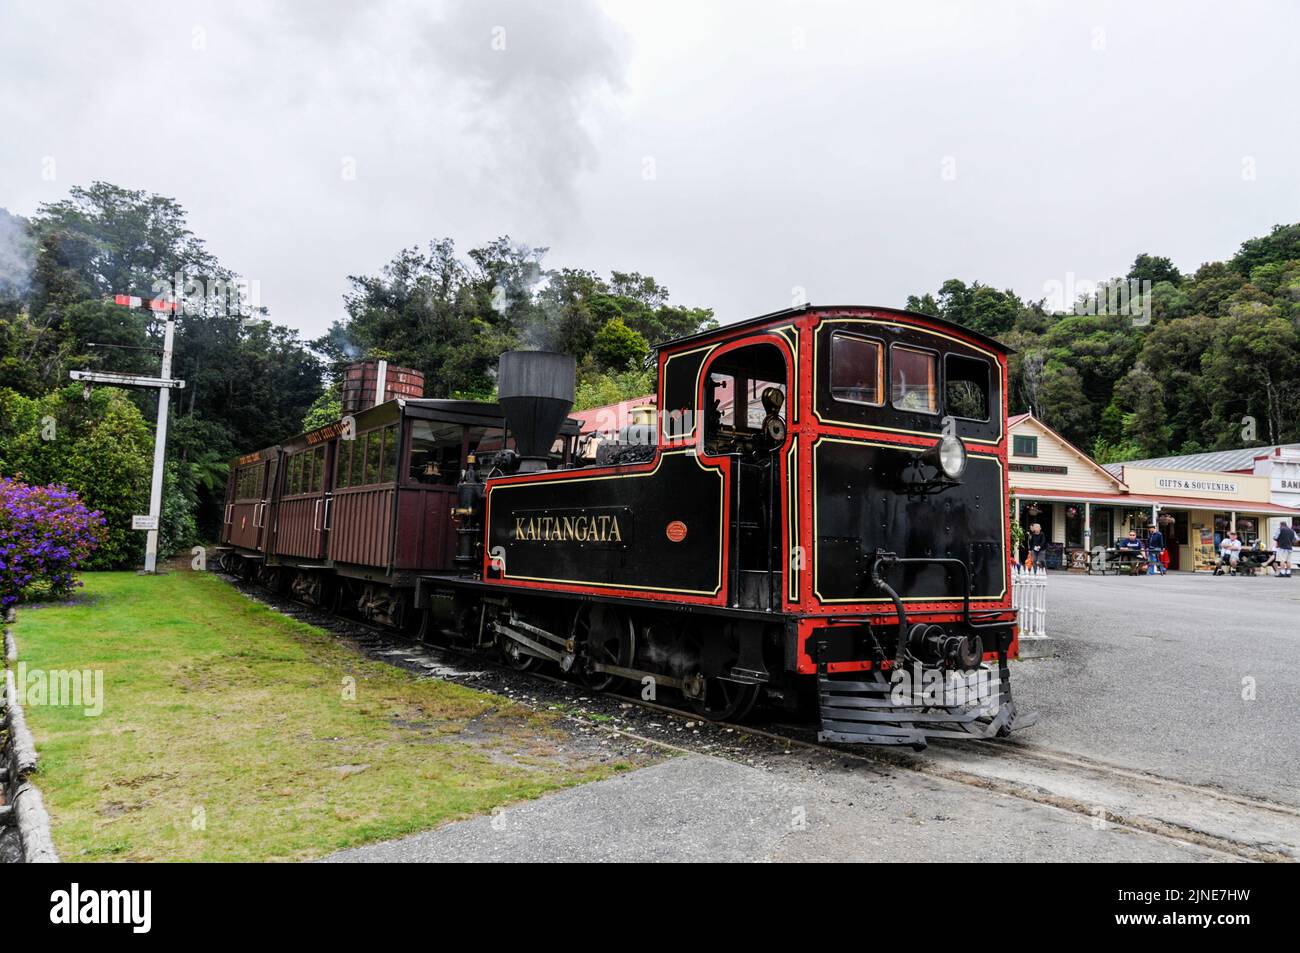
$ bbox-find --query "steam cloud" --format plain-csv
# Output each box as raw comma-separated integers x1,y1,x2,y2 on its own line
0,209,33,299
422,0,627,220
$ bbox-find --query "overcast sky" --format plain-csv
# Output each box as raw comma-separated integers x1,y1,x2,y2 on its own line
2,0,1298,340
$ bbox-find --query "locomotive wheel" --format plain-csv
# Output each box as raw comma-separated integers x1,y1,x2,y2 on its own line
498,627,542,672
573,604,635,691
686,677,760,722
678,625,762,721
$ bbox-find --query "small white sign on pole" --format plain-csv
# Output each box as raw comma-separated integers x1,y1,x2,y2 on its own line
132,515,159,531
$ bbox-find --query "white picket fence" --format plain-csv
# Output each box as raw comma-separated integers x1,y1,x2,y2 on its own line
1011,564,1048,638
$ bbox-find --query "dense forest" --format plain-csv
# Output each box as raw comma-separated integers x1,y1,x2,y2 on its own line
1,180,1297,568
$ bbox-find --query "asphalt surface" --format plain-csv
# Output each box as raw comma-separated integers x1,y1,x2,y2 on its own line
1013,572,1300,808
320,569,1300,863
325,751,1223,863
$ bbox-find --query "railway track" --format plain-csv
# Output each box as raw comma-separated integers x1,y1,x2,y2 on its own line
220,572,1299,863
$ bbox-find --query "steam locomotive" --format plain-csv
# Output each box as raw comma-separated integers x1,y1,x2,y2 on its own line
220,305,1036,748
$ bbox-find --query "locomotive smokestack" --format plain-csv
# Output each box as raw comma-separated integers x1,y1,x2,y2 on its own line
498,351,575,471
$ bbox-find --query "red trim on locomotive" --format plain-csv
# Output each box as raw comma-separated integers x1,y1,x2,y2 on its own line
474,305,1017,675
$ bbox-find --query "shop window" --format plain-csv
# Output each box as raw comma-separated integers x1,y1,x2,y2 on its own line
890,345,938,414
1089,507,1112,546
1013,435,1038,458
945,354,991,422
1213,513,1231,546
1065,505,1084,547
830,333,883,405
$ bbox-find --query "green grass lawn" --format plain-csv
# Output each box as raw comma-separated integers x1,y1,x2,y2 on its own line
11,571,628,861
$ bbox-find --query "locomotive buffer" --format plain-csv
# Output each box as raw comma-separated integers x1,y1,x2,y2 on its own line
70,294,186,574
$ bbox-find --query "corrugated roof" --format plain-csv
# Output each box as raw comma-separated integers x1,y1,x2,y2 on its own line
1102,443,1300,477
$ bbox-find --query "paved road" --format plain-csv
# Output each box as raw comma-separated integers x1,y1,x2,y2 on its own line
1013,572,1300,807
326,751,1223,863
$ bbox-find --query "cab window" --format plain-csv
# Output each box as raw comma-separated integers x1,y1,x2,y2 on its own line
945,354,991,421
890,345,938,414
830,333,883,405
703,342,789,455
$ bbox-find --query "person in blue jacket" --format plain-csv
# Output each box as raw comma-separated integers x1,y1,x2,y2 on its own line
1146,522,1166,575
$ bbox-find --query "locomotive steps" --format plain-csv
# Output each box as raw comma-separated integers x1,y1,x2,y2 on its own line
222,574,1298,863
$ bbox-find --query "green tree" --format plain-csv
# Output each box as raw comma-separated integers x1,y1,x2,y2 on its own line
301,384,343,431
0,385,152,569
592,318,648,370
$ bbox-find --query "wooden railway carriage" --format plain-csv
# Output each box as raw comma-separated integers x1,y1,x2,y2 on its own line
219,399,578,626
222,446,278,555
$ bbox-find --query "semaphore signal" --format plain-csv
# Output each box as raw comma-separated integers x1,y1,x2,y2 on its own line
68,295,187,574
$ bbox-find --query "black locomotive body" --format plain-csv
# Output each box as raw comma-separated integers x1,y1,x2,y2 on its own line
221,305,1036,748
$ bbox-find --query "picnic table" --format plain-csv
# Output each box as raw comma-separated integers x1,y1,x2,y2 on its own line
1235,550,1274,576
1091,547,1147,575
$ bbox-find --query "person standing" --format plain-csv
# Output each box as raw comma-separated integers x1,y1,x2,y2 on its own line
1146,522,1166,575
1025,522,1046,569
1274,521,1296,578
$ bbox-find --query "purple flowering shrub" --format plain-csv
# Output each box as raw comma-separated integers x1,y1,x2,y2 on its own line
0,477,106,608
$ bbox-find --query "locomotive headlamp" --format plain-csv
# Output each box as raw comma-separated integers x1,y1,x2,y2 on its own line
920,434,967,481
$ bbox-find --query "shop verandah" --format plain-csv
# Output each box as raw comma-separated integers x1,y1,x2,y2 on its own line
1011,488,1295,572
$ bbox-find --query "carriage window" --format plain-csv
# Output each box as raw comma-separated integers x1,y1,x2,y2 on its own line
409,421,464,485
469,426,512,459
380,424,399,482
830,333,883,405
364,431,381,484
287,455,300,495
313,446,326,492
890,345,939,414
236,465,263,501
945,354,991,422
336,440,353,488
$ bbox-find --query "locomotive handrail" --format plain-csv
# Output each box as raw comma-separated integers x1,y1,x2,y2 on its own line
869,551,1013,635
